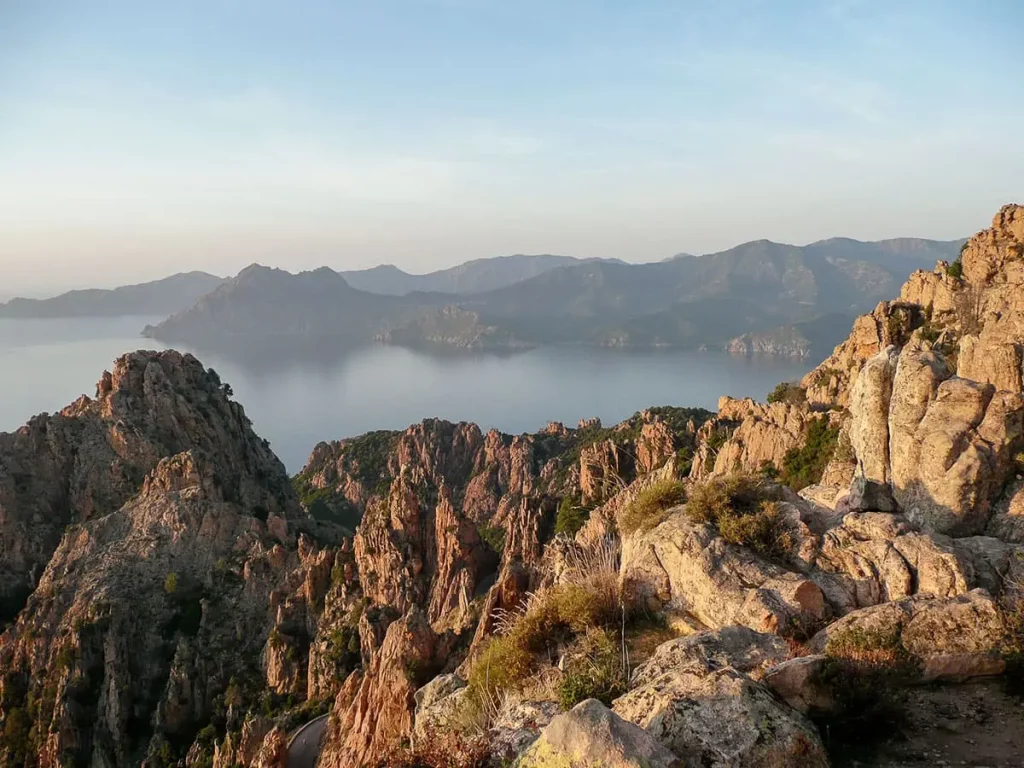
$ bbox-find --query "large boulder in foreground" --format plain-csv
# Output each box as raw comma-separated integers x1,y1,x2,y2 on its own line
514,699,682,768
621,510,826,636
613,629,828,768
808,590,1006,682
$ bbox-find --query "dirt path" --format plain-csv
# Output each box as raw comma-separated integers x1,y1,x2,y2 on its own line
832,679,1024,767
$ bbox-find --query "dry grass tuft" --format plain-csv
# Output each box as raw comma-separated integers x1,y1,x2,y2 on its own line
617,479,687,536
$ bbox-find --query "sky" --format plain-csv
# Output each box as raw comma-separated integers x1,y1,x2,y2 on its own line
1,0,1023,296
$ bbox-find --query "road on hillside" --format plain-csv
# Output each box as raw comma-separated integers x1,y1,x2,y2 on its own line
287,714,329,768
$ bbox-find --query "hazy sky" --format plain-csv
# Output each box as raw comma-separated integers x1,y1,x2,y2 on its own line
2,0,1022,295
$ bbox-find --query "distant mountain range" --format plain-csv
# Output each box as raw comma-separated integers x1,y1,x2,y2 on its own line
0,271,225,319
339,253,623,295
141,237,964,357
2,238,966,357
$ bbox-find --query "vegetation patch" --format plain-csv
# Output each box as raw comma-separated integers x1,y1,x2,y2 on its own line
556,628,627,710
779,417,840,491
462,541,624,727
554,496,589,538
767,382,807,406
617,479,687,536
1000,585,1024,693
947,250,965,279
686,473,792,560
292,475,364,530
811,625,920,761
478,525,506,555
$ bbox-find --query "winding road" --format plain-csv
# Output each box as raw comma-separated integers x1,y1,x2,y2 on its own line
286,714,329,768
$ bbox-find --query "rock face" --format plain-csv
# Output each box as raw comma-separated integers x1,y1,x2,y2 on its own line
691,397,812,479
0,351,295,624
318,608,438,768
621,508,827,635
612,627,828,767
515,699,683,768
0,352,361,768
801,205,1024,536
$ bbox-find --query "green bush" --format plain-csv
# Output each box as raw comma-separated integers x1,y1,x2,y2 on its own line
557,628,627,710
767,382,806,406
555,497,589,538
946,257,963,279
674,447,693,477
780,417,839,491
685,473,792,560
617,479,687,536
478,525,506,554
716,500,793,560
164,572,178,595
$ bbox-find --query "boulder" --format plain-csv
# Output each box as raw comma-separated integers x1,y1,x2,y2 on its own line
848,347,898,485
412,674,467,742
810,512,974,614
613,666,828,767
762,655,834,714
621,510,826,636
514,699,682,768
488,699,560,763
808,590,1006,682
629,626,788,689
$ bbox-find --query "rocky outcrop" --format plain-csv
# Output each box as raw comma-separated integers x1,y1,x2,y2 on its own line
515,699,683,768
627,626,789,688
802,205,1024,536
621,508,827,635
0,353,363,768
0,351,296,624
318,608,438,768
612,628,828,767
690,397,812,479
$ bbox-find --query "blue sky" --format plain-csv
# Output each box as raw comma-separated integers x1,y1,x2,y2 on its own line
1,0,1022,293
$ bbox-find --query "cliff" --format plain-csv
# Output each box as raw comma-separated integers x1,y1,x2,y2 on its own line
0,352,361,767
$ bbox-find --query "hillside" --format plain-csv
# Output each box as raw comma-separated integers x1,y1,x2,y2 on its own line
142,264,446,350
0,271,225,318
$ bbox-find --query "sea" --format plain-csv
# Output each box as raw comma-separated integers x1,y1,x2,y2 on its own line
0,317,815,473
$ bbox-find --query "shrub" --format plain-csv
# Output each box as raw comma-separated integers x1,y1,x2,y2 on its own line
717,500,793,560
673,447,693,477
617,479,687,536
685,473,792,560
767,382,806,406
1000,586,1024,690
557,628,627,710
555,497,589,538
947,256,964,279
164,572,178,595
811,626,920,759
478,525,506,554
463,543,623,724
779,417,839,491
685,472,767,525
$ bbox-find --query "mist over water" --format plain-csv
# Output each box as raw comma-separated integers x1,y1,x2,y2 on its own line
0,317,815,473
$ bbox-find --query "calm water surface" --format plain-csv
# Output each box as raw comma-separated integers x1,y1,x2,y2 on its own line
0,317,815,472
